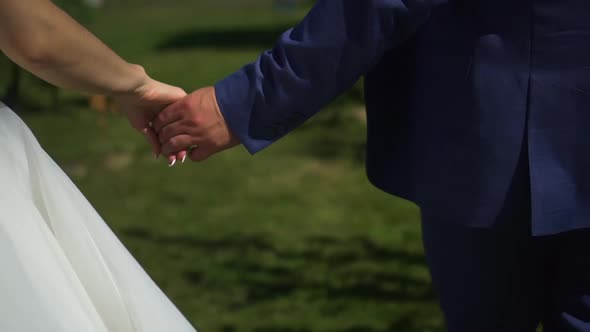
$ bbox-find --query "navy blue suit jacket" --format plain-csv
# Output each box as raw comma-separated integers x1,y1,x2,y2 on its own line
215,0,590,235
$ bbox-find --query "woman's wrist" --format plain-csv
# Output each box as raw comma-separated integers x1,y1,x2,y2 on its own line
112,63,151,97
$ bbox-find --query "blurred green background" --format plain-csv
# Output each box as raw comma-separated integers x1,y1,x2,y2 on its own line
0,1,444,331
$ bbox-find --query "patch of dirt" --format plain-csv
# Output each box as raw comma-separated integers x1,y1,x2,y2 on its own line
65,162,88,178
103,152,133,171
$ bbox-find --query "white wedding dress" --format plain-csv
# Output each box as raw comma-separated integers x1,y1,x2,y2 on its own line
0,102,197,332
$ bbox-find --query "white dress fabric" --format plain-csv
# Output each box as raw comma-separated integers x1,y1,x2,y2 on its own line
0,103,197,332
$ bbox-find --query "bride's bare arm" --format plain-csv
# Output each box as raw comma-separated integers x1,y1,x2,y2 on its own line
0,0,148,96
0,0,188,163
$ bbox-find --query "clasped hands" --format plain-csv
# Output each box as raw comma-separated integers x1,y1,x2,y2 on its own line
122,81,240,166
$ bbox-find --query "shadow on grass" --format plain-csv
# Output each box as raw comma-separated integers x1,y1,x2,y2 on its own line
123,228,437,331
156,25,295,51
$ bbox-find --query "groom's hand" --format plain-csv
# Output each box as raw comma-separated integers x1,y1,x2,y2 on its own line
152,86,240,162
115,77,186,158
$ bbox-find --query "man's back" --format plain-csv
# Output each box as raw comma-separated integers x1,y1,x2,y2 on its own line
365,0,590,235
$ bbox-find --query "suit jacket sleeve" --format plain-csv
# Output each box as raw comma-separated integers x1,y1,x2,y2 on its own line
214,0,432,153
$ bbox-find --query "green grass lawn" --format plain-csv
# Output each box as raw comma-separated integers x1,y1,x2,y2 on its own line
1,1,446,331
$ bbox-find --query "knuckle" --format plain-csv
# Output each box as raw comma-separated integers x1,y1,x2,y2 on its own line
155,112,165,123
185,114,198,127
160,126,171,141
169,137,182,149
153,117,165,132
158,109,173,122
192,112,202,124
180,98,193,112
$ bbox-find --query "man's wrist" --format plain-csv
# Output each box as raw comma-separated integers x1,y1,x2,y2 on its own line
215,70,274,154
211,86,241,147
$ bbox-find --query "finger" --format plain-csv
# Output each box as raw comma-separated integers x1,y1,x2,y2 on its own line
143,127,162,158
152,103,183,133
143,110,161,124
177,150,188,164
161,134,198,156
166,150,186,166
189,144,212,162
167,154,177,167
150,81,187,104
158,121,191,144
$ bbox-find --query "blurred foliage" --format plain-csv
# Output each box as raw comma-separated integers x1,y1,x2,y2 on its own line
53,0,96,23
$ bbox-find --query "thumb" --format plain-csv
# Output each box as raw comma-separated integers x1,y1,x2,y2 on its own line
142,82,187,122
149,80,187,105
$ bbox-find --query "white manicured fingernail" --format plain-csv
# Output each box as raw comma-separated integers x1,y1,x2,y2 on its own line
168,159,176,167
181,155,186,163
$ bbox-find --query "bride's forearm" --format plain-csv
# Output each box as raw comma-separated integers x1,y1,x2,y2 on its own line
0,0,147,96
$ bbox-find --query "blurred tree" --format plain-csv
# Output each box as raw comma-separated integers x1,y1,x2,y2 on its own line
83,0,105,9
274,0,297,12
3,63,22,109
1,0,97,111
53,0,96,24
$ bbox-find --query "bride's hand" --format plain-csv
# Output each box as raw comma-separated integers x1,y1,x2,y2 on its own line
115,68,187,162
